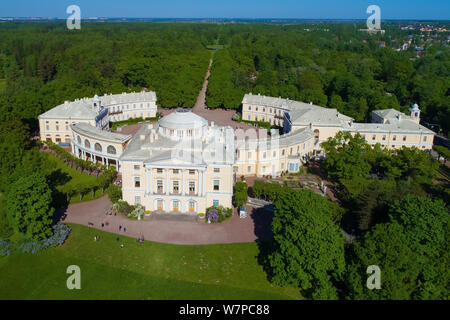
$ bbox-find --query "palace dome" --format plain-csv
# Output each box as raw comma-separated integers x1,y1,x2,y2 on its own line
158,109,208,140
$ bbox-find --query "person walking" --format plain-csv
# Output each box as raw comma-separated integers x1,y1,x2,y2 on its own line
119,225,122,231
94,236,97,241
124,227,127,233
101,223,104,228
116,237,119,242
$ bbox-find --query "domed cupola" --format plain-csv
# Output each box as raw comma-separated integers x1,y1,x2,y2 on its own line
409,103,420,123
158,109,208,141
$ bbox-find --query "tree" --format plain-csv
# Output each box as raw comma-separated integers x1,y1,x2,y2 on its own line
346,196,449,299
321,132,372,181
268,190,345,299
6,172,54,240
233,182,248,207
107,185,122,203
0,120,30,191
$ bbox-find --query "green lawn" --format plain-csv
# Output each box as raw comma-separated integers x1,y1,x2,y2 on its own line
0,79,5,92
0,224,302,300
44,153,106,204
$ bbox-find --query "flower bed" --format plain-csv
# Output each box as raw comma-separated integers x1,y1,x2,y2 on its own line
205,206,233,224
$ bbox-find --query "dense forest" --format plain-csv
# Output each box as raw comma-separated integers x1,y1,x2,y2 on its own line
0,22,448,135
206,23,450,135
0,22,216,130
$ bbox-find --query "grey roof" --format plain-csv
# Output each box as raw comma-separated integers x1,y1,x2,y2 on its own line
159,109,208,130
289,105,352,126
71,123,132,144
38,91,157,121
372,109,412,121
235,127,316,150
100,91,157,105
342,119,435,134
39,100,99,120
243,93,352,126
120,123,234,166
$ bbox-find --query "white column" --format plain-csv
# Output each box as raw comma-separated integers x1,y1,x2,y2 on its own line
202,169,206,196
182,169,186,196
199,170,202,196
102,157,105,165
166,168,169,195
149,166,153,194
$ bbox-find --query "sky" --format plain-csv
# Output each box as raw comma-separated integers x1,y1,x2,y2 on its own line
0,0,449,20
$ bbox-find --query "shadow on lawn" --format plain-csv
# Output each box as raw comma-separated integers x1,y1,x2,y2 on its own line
249,206,276,282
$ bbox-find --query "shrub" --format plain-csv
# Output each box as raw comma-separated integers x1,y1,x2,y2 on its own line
0,239,12,257
16,223,71,254
107,185,122,203
206,209,219,222
206,206,233,223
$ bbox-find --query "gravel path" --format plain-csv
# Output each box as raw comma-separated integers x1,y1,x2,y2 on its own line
61,196,272,245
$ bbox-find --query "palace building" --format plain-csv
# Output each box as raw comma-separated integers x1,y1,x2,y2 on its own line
38,91,435,215
242,93,434,154
38,90,157,145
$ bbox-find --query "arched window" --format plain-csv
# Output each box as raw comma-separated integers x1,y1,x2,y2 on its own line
84,139,91,149
107,145,117,155
95,143,102,152
77,136,81,144
313,129,320,142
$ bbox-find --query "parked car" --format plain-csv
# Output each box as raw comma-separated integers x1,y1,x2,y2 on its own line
239,206,247,218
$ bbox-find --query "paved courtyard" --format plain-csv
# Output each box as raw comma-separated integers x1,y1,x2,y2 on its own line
61,196,273,245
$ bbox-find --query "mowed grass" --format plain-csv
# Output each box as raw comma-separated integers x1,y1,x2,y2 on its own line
44,153,106,204
0,79,5,92
0,224,302,300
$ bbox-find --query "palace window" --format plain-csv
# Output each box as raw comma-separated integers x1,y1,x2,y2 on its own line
213,200,219,207
214,168,220,173
248,152,252,159
173,200,180,211
157,168,163,174
173,169,179,174
372,135,376,141
173,181,179,194
95,143,102,152
107,145,117,155
382,135,386,141
393,135,397,141
189,181,196,194
423,136,427,142
248,106,251,111
157,199,163,210
213,180,220,191
403,136,407,141
46,125,50,130
135,196,141,204
248,166,251,173
273,151,277,157
56,125,59,131
189,169,195,175
134,165,140,170
282,149,285,156
157,180,163,193
189,200,196,212
134,177,141,188
85,139,91,149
